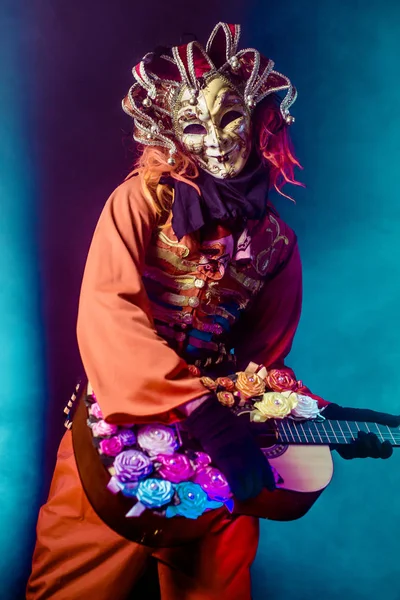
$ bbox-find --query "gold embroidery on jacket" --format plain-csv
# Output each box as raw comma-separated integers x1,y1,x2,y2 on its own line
148,246,197,272
143,266,196,291
255,214,289,275
204,282,221,305
228,265,263,293
158,231,190,258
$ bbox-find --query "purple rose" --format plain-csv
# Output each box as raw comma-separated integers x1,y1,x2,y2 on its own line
90,402,104,420
99,436,124,457
194,467,231,502
118,428,137,447
137,424,178,456
91,420,118,437
156,453,195,483
114,450,153,483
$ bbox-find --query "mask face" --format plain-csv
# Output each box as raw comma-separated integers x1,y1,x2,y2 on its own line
173,75,252,179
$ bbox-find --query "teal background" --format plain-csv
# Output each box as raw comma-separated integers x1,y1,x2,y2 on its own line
0,2,47,597
1,0,399,598
249,2,400,599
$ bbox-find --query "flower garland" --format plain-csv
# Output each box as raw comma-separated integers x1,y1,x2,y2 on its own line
86,397,233,519
200,366,322,422
86,365,320,520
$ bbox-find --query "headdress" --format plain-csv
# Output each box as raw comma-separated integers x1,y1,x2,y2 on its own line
122,22,297,165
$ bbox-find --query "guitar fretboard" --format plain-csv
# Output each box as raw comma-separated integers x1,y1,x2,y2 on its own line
275,418,400,446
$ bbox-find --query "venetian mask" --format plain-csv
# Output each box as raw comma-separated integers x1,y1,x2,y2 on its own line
173,74,252,179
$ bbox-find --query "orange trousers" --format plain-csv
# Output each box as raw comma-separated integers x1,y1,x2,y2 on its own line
27,431,259,600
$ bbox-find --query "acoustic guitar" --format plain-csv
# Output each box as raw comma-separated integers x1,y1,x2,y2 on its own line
69,381,400,548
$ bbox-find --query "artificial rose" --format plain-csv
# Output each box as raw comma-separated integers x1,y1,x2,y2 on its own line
217,391,235,408
113,449,153,483
137,424,178,456
194,467,231,502
192,452,212,469
235,371,266,399
136,478,175,508
165,482,207,519
166,482,223,519
265,368,298,392
99,436,124,456
252,391,298,421
118,428,137,447
91,420,118,437
216,377,235,392
200,377,218,391
90,402,104,420
291,394,321,420
188,364,202,377
156,453,195,483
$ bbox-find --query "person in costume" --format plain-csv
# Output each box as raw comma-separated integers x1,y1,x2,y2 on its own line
27,22,400,600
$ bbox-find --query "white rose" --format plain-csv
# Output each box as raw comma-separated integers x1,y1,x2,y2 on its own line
290,394,321,420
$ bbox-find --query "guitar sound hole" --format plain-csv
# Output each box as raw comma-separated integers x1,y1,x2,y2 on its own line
262,444,288,459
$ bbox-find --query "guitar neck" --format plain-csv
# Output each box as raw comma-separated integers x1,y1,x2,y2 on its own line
275,418,400,447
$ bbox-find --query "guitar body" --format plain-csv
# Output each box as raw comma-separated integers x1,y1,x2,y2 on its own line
234,445,333,521
72,395,334,547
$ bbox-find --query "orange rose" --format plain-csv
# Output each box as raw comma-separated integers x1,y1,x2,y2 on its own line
266,369,298,392
217,391,235,407
216,377,235,392
200,376,218,391
235,371,266,399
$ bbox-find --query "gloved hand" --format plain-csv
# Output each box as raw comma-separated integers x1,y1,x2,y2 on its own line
322,403,400,460
184,395,276,501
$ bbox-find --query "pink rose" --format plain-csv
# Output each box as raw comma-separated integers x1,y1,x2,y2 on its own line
90,402,104,420
91,420,118,437
99,436,124,456
194,467,231,502
156,453,195,483
192,452,212,469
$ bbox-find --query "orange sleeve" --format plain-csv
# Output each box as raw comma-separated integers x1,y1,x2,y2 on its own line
76,175,207,424
233,241,330,409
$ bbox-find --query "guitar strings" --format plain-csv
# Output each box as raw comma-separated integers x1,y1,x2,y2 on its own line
276,420,400,445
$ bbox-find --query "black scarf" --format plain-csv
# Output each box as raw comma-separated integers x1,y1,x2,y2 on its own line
161,153,270,240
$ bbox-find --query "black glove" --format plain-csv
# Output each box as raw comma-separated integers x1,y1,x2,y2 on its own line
323,403,400,460
184,396,276,501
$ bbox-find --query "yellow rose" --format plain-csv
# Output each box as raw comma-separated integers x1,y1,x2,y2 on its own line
234,371,266,399
252,391,298,421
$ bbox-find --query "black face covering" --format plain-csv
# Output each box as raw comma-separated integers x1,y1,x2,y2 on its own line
162,152,270,240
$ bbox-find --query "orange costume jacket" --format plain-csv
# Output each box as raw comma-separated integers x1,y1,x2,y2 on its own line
77,174,328,425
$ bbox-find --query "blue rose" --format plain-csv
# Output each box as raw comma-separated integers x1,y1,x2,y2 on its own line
166,482,208,519
136,478,174,508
